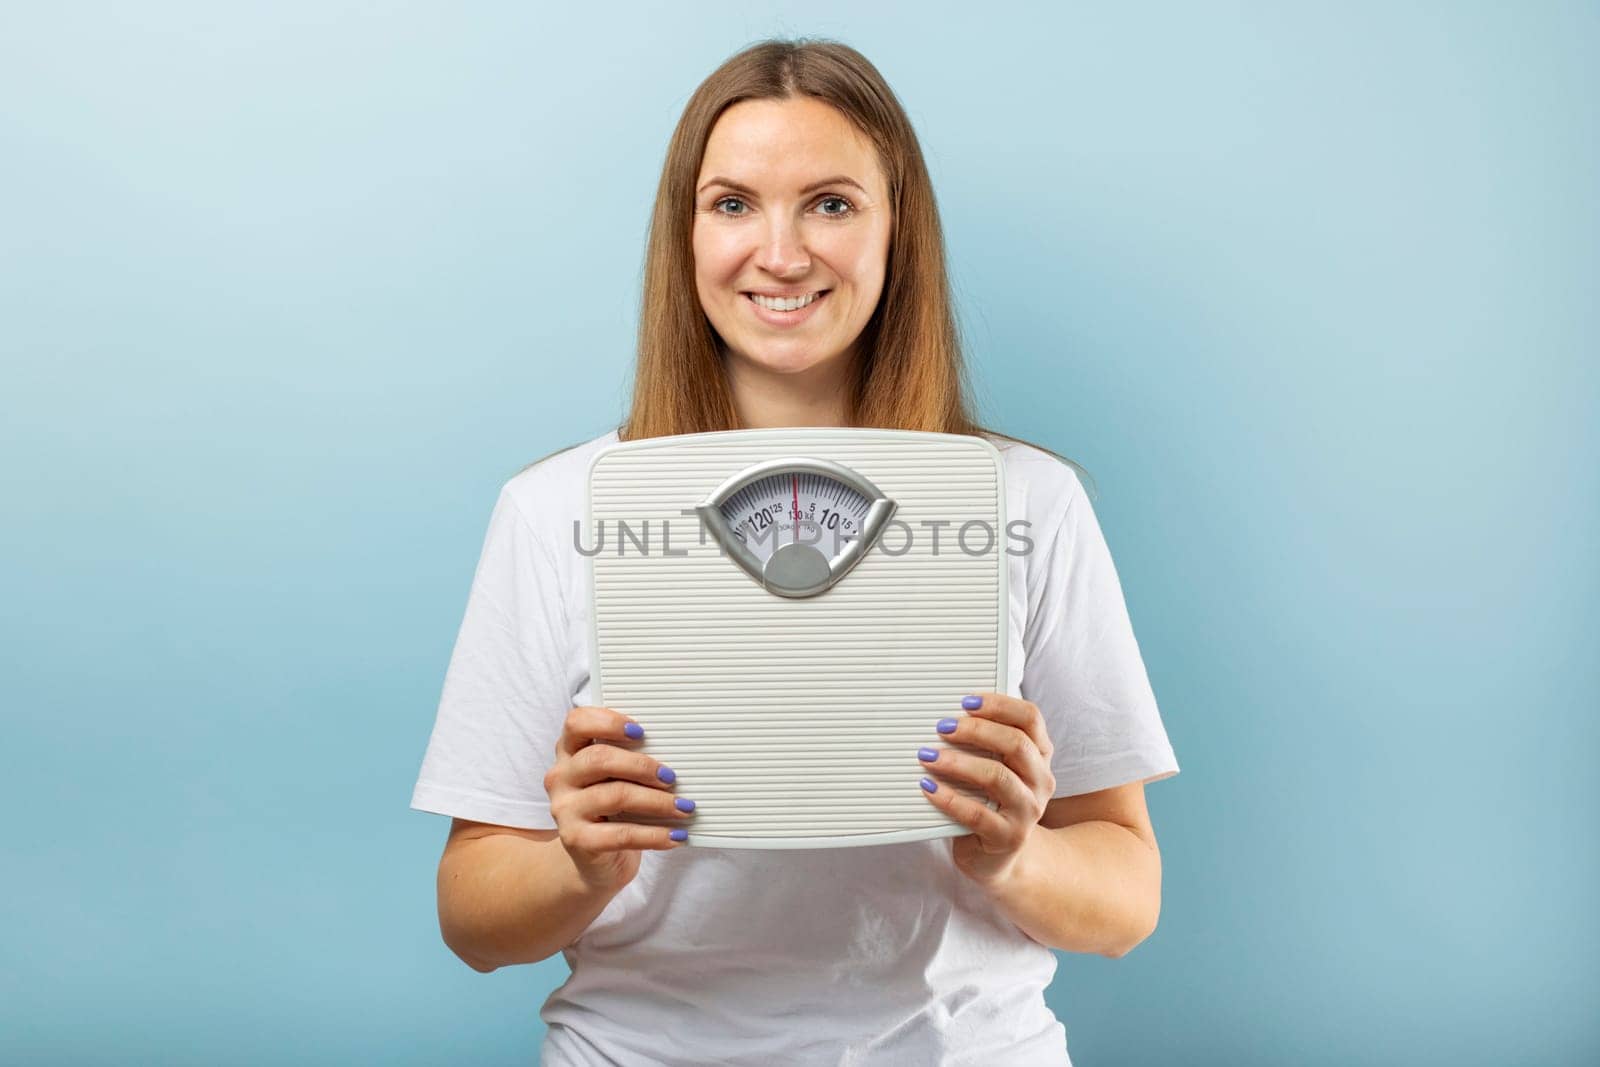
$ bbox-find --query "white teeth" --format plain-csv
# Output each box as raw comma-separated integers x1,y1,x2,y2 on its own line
750,291,821,312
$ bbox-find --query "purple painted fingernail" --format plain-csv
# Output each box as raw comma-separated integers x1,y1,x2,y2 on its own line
669,828,687,841
675,797,696,812
624,722,644,739
962,695,983,710
657,765,676,784
936,718,958,734
920,777,938,793
918,747,939,762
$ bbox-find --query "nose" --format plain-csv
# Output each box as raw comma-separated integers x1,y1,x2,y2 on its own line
754,211,811,278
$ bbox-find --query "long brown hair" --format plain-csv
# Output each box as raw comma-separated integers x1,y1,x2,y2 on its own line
538,37,1095,496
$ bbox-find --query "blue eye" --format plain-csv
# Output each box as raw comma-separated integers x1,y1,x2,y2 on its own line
709,195,856,218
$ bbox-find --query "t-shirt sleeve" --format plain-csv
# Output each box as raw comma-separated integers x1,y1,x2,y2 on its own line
409,482,568,830
1020,467,1179,798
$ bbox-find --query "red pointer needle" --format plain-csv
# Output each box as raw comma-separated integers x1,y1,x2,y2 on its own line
792,474,800,544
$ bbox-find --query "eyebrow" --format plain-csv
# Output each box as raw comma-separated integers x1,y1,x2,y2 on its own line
697,174,868,198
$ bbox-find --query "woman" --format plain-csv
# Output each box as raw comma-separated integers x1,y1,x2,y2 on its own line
411,37,1179,1066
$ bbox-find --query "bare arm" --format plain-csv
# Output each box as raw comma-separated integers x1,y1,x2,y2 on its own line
917,693,1164,958
435,819,623,973
981,781,1163,958
431,706,695,972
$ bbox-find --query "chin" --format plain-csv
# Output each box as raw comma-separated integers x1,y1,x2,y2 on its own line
728,341,848,376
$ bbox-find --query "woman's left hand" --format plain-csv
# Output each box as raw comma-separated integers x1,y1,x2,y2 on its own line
918,691,1056,888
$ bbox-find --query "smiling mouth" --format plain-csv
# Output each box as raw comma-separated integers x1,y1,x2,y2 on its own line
744,290,830,312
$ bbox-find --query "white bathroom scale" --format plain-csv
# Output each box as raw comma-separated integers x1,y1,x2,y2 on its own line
585,427,1007,849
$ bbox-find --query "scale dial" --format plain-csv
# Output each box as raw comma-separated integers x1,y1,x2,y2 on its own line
722,471,868,565
696,457,896,598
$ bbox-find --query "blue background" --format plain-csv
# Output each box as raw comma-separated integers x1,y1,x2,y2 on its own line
3,2,1595,1063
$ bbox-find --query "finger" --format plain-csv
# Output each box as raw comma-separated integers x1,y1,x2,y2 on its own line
567,741,678,793
919,775,1018,851
556,705,644,760
575,779,696,825
567,820,685,854
919,748,1035,815
938,712,1051,794
961,692,1053,759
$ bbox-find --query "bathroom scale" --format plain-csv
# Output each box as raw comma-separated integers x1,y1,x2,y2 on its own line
585,427,1007,849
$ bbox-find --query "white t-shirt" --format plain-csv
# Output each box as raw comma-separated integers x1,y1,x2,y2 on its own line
411,428,1179,1066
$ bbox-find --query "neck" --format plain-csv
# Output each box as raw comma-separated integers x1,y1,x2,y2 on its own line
723,345,855,429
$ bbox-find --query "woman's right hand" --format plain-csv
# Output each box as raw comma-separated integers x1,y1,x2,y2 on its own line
544,705,694,892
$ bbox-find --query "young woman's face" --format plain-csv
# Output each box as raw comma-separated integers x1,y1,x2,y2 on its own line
692,96,892,380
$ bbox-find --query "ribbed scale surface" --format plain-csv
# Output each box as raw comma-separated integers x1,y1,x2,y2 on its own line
587,429,1006,849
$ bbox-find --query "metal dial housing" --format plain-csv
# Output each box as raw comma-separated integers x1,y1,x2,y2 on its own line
695,456,897,598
